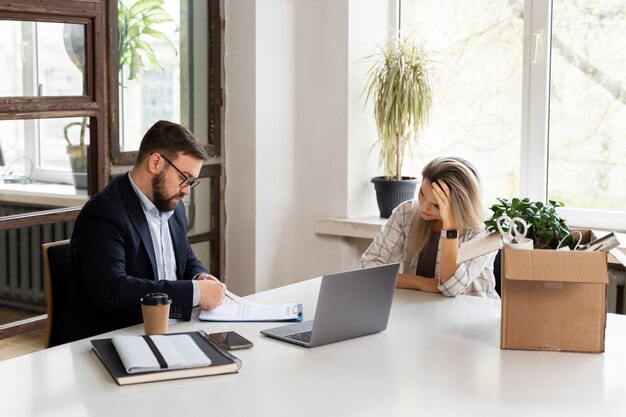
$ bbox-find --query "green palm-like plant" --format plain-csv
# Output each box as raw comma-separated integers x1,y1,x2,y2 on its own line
363,37,433,180
118,0,177,82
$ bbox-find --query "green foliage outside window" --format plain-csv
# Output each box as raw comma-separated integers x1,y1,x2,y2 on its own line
118,0,178,82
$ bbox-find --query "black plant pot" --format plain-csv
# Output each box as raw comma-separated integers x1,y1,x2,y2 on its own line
371,176,419,218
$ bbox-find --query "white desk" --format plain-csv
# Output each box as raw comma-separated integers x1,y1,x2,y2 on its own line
2,278,626,417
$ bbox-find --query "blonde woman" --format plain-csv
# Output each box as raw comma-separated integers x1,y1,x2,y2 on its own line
361,157,498,298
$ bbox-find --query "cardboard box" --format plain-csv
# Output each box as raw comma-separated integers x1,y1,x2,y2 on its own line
500,230,607,353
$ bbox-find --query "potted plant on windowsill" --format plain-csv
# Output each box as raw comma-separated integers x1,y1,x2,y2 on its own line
64,119,89,190
363,36,433,218
484,197,572,249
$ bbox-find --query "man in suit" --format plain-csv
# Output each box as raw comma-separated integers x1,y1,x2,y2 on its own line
61,120,226,344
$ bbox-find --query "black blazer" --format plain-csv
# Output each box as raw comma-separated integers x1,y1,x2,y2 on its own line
61,174,207,343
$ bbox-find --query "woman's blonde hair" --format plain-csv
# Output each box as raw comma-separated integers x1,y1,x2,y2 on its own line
404,157,484,272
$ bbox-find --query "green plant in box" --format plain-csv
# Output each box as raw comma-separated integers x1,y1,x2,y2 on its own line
485,198,572,249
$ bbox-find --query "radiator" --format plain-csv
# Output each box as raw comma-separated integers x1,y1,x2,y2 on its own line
0,221,74,312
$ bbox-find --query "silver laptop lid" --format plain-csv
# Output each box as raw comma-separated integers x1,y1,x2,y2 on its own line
308,263,399,347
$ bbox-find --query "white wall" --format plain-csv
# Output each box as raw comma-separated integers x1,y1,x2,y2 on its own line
347,0,397,217
224,0,257,295
224,0,395,295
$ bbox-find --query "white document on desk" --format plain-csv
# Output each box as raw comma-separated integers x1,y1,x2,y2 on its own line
199,291,303,322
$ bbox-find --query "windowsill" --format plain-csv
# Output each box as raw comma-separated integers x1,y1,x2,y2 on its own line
315,218,626,265
0,181,88,207
315,215,386,239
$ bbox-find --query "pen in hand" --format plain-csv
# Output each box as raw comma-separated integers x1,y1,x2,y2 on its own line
196,273,227,309
195,274,236,300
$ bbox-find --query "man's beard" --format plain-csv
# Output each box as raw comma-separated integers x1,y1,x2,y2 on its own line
152,171,184,212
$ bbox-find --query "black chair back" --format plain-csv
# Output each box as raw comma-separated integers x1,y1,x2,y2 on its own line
493,250,502,296
42,240,71,348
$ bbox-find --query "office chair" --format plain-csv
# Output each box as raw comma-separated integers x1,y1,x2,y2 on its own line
493,250,502,296
42,239,71,348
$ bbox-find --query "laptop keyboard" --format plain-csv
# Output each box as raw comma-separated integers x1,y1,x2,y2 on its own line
285,331,312,344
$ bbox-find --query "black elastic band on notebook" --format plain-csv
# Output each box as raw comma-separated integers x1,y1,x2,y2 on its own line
142,335,168,369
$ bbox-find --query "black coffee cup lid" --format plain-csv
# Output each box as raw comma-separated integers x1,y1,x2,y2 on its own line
141,293,172,305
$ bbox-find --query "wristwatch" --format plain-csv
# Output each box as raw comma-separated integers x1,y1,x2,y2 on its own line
441,229,458,239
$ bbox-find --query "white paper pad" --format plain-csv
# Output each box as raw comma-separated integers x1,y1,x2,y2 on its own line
199,291,302,322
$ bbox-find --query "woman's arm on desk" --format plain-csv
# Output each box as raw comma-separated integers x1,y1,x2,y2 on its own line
396,273,441,293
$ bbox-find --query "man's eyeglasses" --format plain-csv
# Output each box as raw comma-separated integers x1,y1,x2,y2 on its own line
154,153,200,189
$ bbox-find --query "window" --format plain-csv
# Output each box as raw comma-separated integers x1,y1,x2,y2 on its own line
117,0,181,153
109,0,223,272
0,0,108,338
545,0,626,228
0,2,107,196
0,20,90,187
112,0,222,164
401,0,626,229
0,0,224,340
0,21,85,97
400,0,523,207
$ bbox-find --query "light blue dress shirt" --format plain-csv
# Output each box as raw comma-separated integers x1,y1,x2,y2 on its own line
128,173,200,306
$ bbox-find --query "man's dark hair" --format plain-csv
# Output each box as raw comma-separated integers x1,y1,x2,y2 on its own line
135,120,209,165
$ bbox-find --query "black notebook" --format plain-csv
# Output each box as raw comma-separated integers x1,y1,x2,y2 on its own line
91,330,240,385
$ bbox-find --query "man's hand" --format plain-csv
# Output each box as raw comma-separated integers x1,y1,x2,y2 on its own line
196,274,226,309
195,273,220,282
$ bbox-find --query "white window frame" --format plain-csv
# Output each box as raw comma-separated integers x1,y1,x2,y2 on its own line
520,0,551,203
522,0,626,230
20,22,76,185
398,0,626,231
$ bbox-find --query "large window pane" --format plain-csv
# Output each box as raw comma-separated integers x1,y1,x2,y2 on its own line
401,1,523,206
119,0,183,152
0,118,89,198
548,1,626,211
0,21,85,97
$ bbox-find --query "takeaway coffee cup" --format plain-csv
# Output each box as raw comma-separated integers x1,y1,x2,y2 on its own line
140,293,172,335
503,238,534,250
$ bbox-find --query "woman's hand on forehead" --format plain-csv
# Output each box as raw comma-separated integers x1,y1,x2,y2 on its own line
432,180,457,229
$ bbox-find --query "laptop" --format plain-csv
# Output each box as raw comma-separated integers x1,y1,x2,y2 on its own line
260,263,400,347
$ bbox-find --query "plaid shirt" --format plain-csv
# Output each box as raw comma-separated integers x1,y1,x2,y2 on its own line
361,200,499,299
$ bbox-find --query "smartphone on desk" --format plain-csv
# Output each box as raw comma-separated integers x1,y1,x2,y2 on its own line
209,331,253,350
